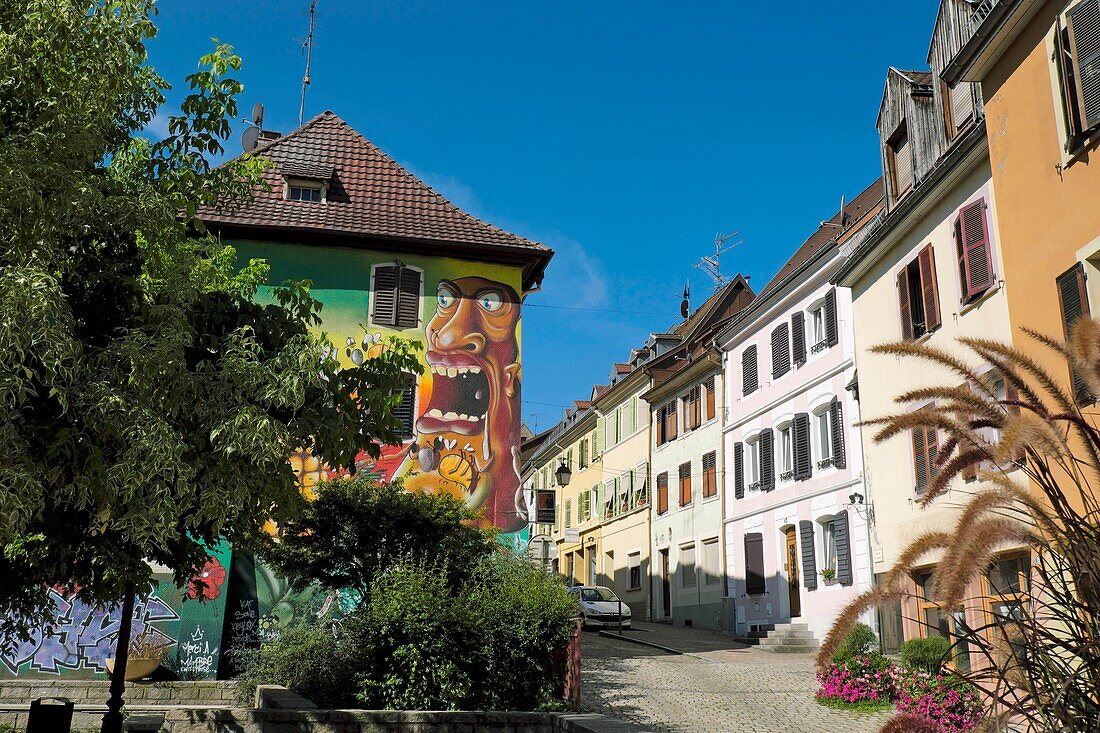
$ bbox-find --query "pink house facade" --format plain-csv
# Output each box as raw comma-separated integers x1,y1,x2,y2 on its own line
718,182,882,642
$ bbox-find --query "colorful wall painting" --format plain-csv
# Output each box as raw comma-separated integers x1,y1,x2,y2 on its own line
0,542,232,680
236,241,530,535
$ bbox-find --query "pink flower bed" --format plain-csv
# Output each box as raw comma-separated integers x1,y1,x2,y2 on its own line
816,654,984,733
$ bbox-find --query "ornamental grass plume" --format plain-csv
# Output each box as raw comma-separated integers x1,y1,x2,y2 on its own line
820,320,1100,732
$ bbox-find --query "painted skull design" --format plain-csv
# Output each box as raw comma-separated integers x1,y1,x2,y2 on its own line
405,276,523,531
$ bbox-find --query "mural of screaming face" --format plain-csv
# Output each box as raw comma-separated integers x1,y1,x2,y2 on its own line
404,276,523,531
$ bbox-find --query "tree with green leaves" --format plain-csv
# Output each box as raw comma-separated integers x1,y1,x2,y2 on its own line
261,476,499,599
0,2,419,729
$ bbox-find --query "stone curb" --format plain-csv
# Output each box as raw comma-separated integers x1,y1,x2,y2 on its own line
595,631,723,663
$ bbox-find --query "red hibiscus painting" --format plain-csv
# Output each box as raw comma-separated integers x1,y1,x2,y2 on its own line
187,557,227,600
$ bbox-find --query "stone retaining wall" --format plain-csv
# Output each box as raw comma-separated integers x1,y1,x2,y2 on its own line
0,679,239,707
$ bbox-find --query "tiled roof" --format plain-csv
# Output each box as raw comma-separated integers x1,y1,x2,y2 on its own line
896,68,934,89
197,111,552,285
758,178,884,298
613,363,632,375
573,400,592,411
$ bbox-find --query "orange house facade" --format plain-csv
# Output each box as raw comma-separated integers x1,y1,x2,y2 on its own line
943,0,1100,397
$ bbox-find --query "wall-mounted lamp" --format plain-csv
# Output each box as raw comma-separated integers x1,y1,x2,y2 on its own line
848,491,874,522
555,459,572,487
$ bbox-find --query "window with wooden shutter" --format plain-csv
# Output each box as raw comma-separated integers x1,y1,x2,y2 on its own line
897,268,914,341
942,77,976,136
955,200,995,301
759,428,775,491
742,345,758,395
1066,0,1100,133
667,400,679,440
702,451,717,498
393,373,418,438
705,377,716,420
681,544,697,588
913,426,939,492
657,472,669,514
771,323,791,379
655,405,666,446
744,533,766,595
678,461,692,506
686,386,702,430
799,521,818,591
829,397,846,469
793,412,812,481
888,121,913,198
791,312,806,366
824,288,839,347
918,245,941,332
733,442,744,499
1057,262,1093,403
371,264,421,329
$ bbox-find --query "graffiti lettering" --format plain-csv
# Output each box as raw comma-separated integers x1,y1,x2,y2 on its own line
0,589,178,675
176,625,218,675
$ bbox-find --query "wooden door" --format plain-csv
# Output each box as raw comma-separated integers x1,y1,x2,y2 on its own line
785,528,802,618
660,549,671,618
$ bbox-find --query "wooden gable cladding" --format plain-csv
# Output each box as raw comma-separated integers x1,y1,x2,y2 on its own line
877,68,945,206
928,0,983,139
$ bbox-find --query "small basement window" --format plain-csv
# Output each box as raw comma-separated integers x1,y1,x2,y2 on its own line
285,178,326,202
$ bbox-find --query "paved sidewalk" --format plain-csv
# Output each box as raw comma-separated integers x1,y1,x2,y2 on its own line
581,622,891,733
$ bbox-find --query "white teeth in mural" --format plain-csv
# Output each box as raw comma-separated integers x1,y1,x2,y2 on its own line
447,367,458,378
428,408,445,418
444,439,457,450
429,365,482,377
444,411,459,420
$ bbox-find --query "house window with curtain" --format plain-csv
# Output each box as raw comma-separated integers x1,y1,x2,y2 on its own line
916,569,973,672
814,406,833,470
778,422,794,481
819,517,838,574
745,436,761,491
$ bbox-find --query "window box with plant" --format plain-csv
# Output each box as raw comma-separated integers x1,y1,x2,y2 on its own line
820,567,837,585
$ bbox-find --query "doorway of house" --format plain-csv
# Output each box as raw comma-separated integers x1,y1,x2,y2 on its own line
589,548,597,586
785,527,802,617
659,548,671,619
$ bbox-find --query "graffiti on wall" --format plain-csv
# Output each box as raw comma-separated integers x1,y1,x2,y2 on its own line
0,588,178,675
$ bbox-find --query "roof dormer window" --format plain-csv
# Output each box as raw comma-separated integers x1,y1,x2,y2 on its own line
284,177,326,202
886,121,913,199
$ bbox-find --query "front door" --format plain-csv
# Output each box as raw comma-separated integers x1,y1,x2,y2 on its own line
660,549,671,618
785,528,802,618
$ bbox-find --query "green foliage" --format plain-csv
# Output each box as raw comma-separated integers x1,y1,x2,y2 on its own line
239,554,578,712
261,476,496,597
900,636,951,675
814,696,894,713
234,621,355,708
832,622,878,663
0,0,421,642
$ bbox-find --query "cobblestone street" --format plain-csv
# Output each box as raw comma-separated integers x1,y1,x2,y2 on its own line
580,623,891,733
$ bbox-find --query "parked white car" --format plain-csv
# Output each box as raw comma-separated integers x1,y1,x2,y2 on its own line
568,586,632,629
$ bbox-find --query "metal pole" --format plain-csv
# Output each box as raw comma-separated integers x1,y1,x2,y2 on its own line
101,584,136,733
618,597,623,635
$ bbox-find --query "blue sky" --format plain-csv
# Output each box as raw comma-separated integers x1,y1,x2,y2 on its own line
151,1,938,432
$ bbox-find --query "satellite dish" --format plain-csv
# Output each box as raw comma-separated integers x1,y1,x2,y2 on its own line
251,103,265,129
679,282,691,318
242,125,261,152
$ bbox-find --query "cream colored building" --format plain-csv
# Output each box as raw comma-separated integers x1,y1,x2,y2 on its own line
589,359,652,619
833,1,1028,659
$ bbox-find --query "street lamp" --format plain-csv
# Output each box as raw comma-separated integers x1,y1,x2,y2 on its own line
555,459,572,487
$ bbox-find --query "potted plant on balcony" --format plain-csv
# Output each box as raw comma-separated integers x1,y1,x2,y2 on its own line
106,631,171,682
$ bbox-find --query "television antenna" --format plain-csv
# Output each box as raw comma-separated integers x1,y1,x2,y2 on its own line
299,0,318,127
695,231,743,290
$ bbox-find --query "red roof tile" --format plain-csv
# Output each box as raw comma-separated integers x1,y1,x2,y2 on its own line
197,111,552,287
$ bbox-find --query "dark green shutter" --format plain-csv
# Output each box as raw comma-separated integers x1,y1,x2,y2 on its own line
771,323,790,379
830,397,846,469
759,429,775,491
372,265,398,326
1057,263,1092,403
824,287,838,347
793,412,812,480
835,510,853,586
734,442,744,499
742,345,758,395
396,267,421,329
799,520,817,591
791,312,806,366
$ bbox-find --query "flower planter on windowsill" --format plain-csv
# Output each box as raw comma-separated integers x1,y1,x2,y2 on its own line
823,578,838,587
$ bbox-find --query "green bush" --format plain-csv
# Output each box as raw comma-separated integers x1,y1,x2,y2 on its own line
238,553,578,711
831,622,878,663
900,635,952,674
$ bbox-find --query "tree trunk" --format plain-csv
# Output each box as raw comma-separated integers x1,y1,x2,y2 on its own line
101,584,136,733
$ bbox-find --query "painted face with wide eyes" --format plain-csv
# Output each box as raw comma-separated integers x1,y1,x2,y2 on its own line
476,290,503,312
437,284,458,311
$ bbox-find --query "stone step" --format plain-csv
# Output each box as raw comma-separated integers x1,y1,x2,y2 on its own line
770,622,809,632
730,636,761,646
767,629,816,640
759,636,819,648
759,643,820,654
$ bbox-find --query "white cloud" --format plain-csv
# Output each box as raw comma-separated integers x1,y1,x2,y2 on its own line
141,111,171,141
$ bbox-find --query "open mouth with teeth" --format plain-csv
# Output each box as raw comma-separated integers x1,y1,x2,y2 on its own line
416,353,491,437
